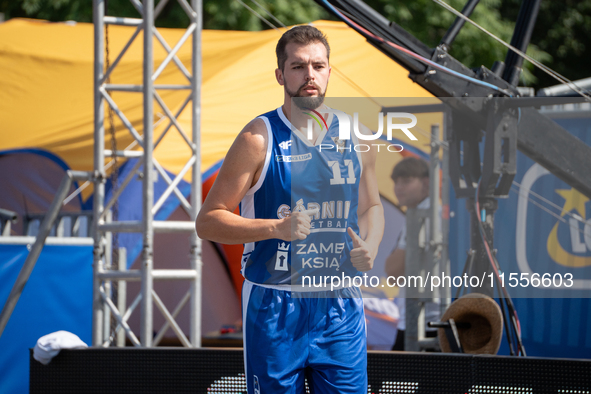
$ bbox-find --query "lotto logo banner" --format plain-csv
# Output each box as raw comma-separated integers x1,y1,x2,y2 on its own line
504,160,591,298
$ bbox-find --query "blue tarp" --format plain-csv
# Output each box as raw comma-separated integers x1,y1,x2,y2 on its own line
0,243,93,394
449,115,591,358
104,158,191,268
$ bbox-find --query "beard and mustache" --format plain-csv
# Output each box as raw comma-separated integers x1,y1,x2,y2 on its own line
287,81,327,110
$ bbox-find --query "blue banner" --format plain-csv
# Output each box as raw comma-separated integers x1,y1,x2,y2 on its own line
0,243,93,394
449,115,591,358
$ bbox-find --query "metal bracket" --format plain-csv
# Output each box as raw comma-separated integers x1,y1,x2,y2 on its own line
480,103,518,197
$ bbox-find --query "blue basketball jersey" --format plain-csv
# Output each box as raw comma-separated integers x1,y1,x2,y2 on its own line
240,107,363,285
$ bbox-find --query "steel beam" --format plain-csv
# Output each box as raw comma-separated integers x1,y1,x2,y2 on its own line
93,0,202,348
190,0,203,348
516,107,591,198
93,0,106,347
440,0,481,51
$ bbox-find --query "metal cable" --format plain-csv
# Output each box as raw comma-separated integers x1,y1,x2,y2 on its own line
249,0,287,28
512,180,587,223
235,0,280,30
509,185,589,238
321,0,515,97
475,182,526,356
431,0,591,101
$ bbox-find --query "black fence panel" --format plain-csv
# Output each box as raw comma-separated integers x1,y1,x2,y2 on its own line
30,348,591,394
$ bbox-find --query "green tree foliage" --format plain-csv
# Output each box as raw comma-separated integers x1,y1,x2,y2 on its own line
0,0,331,30
0,0,93,22
363,0,550,86
500,0,591,90
0,0,587,90
203,0,332,30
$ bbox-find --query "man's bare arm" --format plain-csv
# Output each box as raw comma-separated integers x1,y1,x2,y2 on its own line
357,125,385,252
385,248,405,278
350,127,385,271
195,119,299,244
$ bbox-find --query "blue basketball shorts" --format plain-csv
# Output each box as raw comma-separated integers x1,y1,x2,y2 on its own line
242,280,367,394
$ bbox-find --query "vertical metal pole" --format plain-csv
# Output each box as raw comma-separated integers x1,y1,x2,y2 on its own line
92,0,105,347
0,174,76,338
117,247,127,347
141,0,155,347
429,125,442,264
439,0,481,51
441,112,451,313
404,207,423,352
406,125,445,352
103,210,113,344
190,0,203,348
429,124,443,334
502,0,542,86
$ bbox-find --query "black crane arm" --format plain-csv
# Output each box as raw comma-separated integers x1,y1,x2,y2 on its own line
315,0,591,198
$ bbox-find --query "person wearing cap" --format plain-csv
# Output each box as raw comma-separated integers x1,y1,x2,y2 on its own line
385,157,440,351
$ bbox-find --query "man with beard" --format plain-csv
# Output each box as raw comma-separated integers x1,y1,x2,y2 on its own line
196,25,383,393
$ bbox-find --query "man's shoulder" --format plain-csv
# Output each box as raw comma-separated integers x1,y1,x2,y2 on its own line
240,117,266,137
244,108,283,133
233,116,271,154
259,107,280,117
255,107,282,123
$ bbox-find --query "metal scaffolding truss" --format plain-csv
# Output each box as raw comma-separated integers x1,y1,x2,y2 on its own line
93,0,202,347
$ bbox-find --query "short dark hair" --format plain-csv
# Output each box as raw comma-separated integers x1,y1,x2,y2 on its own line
276,25,330,71
391,157,429,180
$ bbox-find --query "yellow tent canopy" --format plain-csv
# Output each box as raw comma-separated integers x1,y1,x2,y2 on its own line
0,18,440,362
0,18,436,203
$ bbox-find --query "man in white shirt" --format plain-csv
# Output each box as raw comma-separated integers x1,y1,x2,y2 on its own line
385,157,440,350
